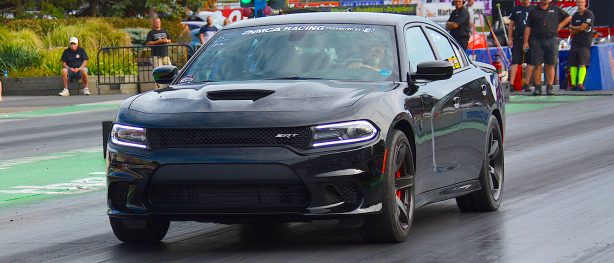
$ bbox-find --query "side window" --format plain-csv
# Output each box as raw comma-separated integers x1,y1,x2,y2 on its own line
405,27,436,72
426,28,462,70
450,40,468,68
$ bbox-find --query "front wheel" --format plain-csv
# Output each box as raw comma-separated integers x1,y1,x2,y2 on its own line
456,115,504,212
110,217,170,243
361,130,415,243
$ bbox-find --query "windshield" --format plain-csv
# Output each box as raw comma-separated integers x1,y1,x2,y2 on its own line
179,24,399,83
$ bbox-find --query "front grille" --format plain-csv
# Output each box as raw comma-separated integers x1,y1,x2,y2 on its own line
147,127,312,150
109,182,130,211
148,184,310,210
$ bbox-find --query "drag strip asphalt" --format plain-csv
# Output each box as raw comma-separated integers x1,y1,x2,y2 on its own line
0,95,613,262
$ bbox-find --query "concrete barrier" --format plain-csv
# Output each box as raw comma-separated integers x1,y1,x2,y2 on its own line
1,76,144,96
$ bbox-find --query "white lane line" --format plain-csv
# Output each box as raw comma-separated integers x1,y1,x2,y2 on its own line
0,176,106,195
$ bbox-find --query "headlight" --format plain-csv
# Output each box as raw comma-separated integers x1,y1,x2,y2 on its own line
111,124,148,149
312,120,378,147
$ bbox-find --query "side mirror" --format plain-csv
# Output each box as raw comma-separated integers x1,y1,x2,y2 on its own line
153,65,178,85
410,61,453,81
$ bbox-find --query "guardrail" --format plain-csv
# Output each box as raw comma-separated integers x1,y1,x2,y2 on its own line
96,44,194,94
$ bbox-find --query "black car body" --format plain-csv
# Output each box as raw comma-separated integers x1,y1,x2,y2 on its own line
107,12,505,243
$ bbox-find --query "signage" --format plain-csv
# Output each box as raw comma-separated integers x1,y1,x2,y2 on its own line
330,4,417,15
422,2,486,26
341,0,385,6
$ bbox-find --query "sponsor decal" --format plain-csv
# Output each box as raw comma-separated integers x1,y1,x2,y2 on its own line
241,25,376,35
179,75,195,83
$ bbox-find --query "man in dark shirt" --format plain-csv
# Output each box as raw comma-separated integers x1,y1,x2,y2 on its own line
59,37,90,96
568,0,594,91
523,0,571,95
199,16,219,45
508,0,533,92
146,17,173,68
446,0,471,50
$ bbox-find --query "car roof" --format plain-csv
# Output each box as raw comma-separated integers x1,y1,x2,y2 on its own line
225,12,433,29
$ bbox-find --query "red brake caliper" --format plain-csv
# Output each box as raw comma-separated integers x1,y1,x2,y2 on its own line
396,169,402,199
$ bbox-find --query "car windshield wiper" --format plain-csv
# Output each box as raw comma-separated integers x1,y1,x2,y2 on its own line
178,80,218,84
264,76,325,80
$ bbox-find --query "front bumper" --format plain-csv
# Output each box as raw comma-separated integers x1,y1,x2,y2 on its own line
107,142,386,223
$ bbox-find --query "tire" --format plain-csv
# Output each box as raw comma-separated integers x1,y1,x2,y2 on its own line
361,130,415,243
109,217,170,243
456,115,504,212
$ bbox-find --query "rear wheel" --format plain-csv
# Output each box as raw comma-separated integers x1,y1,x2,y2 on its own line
361,130,415,243
109,217,170,243
456,115,504,212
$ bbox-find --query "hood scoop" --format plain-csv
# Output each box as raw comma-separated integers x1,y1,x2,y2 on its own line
207,89,275,101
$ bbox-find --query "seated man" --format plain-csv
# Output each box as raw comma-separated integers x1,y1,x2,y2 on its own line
59,37,90,96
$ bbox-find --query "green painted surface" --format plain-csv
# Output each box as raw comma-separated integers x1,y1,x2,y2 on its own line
0,103,120,119
506,103,564,114
0,148,106,207
510,95,592,103
506,95,595,114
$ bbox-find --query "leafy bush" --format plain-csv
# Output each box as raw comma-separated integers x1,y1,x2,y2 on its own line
0,17,185,77
4,18,184,43
122,28,150,45
0,44,42,72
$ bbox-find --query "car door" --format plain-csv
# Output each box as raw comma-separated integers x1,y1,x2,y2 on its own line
425,27,488,187
408,26,465,190
459,74,490,181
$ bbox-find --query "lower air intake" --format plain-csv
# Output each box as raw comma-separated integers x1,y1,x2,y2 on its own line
148,184,310,211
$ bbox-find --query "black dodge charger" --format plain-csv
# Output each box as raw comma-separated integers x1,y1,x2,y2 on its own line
107,12,505,243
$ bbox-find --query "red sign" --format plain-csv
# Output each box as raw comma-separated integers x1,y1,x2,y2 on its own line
514,0,588,8
289,1,340,8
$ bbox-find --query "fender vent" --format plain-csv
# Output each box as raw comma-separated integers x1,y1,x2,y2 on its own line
207,90,275,101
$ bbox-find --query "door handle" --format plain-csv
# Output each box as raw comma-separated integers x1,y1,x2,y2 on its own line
481,84,488,96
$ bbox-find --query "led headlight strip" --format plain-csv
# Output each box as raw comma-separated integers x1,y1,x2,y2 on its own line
110,124,148,149
312,120,378,147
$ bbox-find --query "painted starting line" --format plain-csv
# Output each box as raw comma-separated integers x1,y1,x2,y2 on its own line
0,147,107,207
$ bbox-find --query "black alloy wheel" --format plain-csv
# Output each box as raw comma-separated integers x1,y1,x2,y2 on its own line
456,115,504,212
362,130,415,243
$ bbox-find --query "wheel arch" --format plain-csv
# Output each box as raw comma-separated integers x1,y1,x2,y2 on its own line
491,108,504,142
390,116,417,171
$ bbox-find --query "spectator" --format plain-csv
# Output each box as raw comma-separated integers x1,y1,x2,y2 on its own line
508,0,534,92
223,18,231,27
465,0,476,28
146,17,173,68
199,16,219,45
59,37,90,96
568,0,594,91
446,0,471,50
523,0,571,96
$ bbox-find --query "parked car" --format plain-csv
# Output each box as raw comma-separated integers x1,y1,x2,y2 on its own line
107,12,506,244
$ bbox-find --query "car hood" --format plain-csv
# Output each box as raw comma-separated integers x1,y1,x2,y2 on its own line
128,80,397,114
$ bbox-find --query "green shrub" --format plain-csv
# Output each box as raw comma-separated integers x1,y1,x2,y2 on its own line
0,17,184,77
0,44,42,72
0,27,45,50
122,28,150,45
